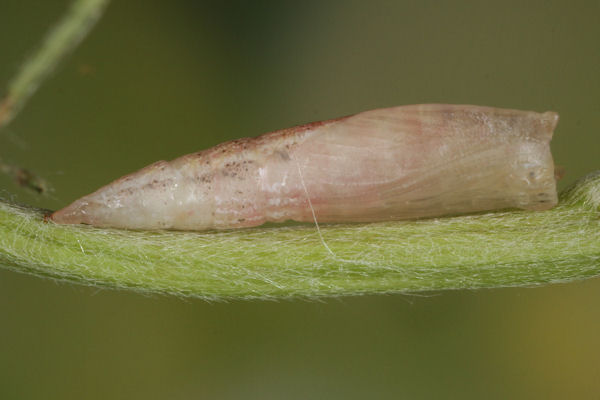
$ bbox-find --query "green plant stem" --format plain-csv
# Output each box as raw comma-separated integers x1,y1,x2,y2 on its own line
1,172,599,300
1,0,109,193
0,0,110,128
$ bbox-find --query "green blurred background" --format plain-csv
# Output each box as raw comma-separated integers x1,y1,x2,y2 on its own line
1,1,599,398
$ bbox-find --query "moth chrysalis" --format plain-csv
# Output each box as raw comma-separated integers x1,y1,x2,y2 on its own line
51,104,559,230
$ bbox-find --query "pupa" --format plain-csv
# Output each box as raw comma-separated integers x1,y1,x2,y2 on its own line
50,104,559,230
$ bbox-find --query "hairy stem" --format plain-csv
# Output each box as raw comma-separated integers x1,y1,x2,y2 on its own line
1,172,599,300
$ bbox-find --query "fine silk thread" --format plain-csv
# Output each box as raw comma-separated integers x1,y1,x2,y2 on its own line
292,156,338,259
292,155,395,270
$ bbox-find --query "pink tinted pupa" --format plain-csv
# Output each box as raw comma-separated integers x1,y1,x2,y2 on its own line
51,104,559,230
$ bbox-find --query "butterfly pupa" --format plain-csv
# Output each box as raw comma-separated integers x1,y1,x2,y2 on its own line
50,104,559,230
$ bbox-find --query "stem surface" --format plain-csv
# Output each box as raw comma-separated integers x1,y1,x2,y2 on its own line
1,172,599,300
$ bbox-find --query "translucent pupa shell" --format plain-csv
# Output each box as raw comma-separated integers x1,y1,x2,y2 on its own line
51,104,559,230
